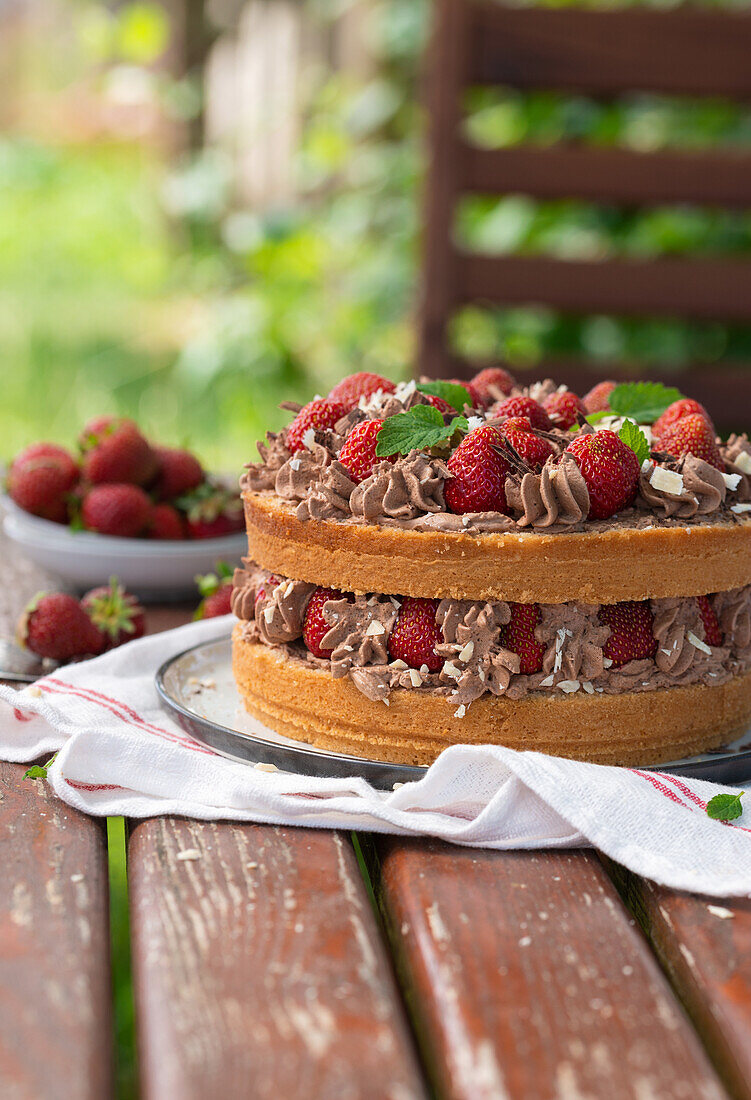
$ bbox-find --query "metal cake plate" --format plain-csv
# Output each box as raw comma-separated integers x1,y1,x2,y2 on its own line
156,637,751,791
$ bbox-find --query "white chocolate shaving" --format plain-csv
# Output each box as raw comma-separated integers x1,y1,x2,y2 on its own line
650,466,684,496
687,631,712,655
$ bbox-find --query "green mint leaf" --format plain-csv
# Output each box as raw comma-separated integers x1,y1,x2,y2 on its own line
24,764,48,780
375,405,468,457
216,560,233,580
24,754,57,782
416,381,473,412
706,791,744,821
608,382,684,424
618,419,651,465
584,410,611,426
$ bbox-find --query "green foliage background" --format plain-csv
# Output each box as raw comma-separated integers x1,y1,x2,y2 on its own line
4,0,751,477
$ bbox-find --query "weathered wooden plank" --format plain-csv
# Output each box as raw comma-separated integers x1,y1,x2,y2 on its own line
469,4,751,99
613,868,751,1100
461,143,751,209
458,252,751,322
143,603,195,636
368,839,728,1100
0,759,113,1100
128,819,427,1100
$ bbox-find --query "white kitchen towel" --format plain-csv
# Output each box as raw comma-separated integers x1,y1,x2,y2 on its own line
1,615,750,896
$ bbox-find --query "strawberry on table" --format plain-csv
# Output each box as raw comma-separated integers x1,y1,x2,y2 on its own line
502,602,545,675
338,419,394,483
583,380,616,414
654,413,723,471
17,592,103,661
7,443,79,522
445,425,510,514
328,372,396,407
598,601,657,666
153,446,204,500
653,399,713,441
565,429,640,519
81,419,158,486
543,391,585,430
468,367,515,407
148,503,185,540
81,578,146,650
286,399,349,453
81,484,152,537
496,395,552,431
194,563,235,620
501,417,554,468
388,596,443,672
303,586,353,658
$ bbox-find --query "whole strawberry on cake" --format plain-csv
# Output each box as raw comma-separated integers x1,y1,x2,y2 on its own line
232,369,751,766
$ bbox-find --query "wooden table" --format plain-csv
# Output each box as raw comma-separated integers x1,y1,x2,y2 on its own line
2,535,751,1100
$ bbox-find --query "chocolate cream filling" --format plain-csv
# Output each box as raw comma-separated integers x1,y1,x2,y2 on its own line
232,564,751,711
241,383,751,535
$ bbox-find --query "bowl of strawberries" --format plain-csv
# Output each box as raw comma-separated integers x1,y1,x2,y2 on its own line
2,416,246,599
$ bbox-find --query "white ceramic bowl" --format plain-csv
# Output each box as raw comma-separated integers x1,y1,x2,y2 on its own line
1,496,246,601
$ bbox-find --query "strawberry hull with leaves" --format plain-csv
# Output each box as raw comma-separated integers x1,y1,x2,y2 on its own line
7,417,243,541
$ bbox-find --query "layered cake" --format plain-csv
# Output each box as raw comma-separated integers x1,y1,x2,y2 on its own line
232,369,751,766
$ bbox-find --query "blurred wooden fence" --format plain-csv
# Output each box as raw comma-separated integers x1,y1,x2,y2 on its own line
205,0,374,208
0,0,373,208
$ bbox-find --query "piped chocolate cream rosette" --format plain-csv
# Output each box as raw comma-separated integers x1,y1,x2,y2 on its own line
233,369,751,765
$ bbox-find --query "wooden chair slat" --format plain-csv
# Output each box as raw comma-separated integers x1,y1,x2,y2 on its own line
128,819,427,1100
367,839,728,1100
613,872,751,1100
458,253,751,322
461,144,751,209
419,0,751,401
468,5,751,99
0,760,113,1100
